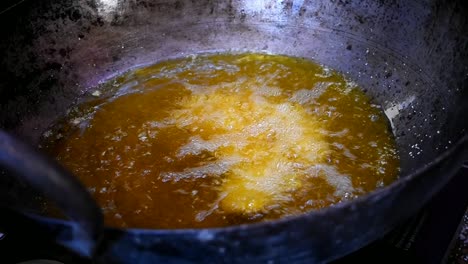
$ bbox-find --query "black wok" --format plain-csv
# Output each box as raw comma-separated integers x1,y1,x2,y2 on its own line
0,0,467,263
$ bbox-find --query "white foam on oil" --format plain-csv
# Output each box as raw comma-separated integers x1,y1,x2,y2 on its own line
195,192,228,222
254,85,283,97
165,79,338,214
160,162,230,183
177,136,220,157
305,165,354,197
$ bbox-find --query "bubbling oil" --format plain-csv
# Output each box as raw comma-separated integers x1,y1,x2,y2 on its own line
41,53,399,229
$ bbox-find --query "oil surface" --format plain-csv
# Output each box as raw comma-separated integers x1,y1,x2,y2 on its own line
42,53,399,229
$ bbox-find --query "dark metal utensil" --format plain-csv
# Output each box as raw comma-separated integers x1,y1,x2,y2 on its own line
0,130,103,257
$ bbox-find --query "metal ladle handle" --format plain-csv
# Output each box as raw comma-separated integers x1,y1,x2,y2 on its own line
0,130,103,257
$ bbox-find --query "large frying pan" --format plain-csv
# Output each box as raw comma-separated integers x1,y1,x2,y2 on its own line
0,0,467,263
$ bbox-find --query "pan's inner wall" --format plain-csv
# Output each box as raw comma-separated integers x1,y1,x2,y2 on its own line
0,0,467,178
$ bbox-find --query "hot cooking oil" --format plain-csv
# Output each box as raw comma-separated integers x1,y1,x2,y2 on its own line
41,53,399,229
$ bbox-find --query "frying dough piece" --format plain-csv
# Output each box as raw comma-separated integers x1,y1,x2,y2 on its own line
173,84,329,214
